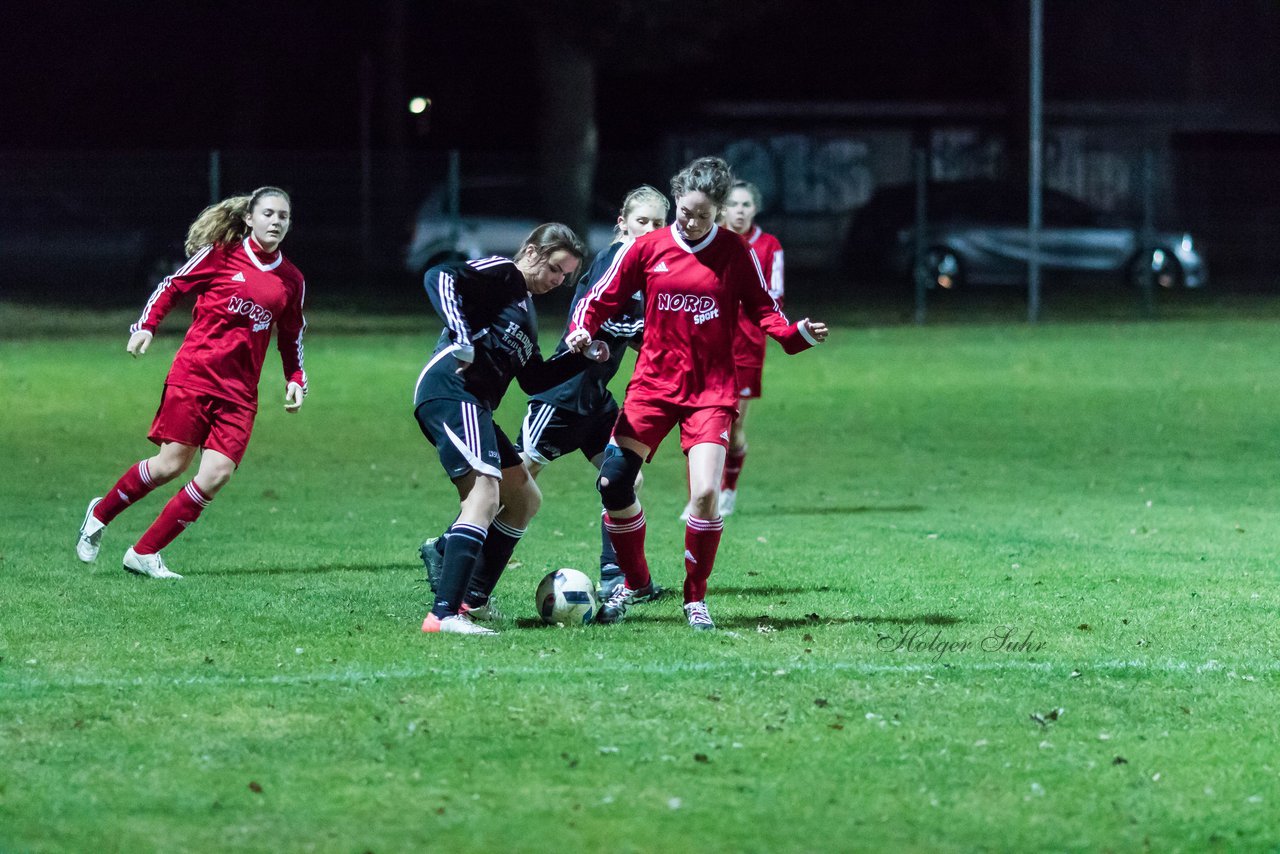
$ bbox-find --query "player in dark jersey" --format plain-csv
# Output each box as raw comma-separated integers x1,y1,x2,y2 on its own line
515,185,669,600
75,187,307,579
415,223,608,636
567,157,829,631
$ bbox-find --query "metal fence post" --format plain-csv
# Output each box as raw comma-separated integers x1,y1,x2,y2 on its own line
1139,146,1157,318
913,147,928,325
446,149,461,249
208,149,221,205
1027,0,1043,324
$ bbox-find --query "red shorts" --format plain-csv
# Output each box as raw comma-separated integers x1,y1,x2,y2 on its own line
613,399,736,462
148,384,257,465
735,364,764,400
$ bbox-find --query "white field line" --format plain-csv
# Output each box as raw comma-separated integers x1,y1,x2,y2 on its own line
4,657,1277,693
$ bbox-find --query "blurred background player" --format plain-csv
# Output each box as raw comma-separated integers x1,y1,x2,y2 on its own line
75,187,308,579
414,223,607,635
719,180,784,516
515,185,668,601
680,180,784,519
567,156,828,631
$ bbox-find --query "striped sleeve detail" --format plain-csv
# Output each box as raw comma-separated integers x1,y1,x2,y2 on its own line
599,317,644,338
289,279,308,393
130,244,214,333
748,248,788,322
468,255,512,271
571,241,635,333
434,270,471,348
769,249,785,300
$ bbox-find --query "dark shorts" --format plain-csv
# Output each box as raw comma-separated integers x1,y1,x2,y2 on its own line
613,398,736,462
148,384,257,465
735,364,764,400
415,398,521,480
516,400,618,465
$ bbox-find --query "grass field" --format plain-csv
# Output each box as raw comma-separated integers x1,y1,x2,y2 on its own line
2,297,1279,852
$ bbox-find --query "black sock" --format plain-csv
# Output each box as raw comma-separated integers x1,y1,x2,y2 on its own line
599,509,619,568
464,519,525,606
432,523,487,618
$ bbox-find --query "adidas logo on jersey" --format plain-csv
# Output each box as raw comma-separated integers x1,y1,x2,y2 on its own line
232,272,247,282
654,261,669,273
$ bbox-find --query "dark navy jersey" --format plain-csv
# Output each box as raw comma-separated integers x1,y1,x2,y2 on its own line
530,242,644,415
423,255,528,361
416,257,588,411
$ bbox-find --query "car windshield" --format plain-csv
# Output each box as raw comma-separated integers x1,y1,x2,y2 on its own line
422,179,540,219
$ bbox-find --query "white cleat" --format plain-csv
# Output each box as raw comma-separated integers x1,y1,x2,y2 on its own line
718,488,737,517
684,600,715,631
678,501,694,521
422,612,498,635
460,599,502,622
123,547,183,579
77,498,106,563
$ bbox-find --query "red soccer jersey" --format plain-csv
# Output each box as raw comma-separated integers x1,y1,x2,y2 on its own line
131,237,308,411
570,223,814,409
731,226,784,369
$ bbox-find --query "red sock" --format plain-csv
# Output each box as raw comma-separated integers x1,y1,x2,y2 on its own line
603,510,651,590
134,481,212,554
683,515,724,603
93,460,160,524
721,449,747,491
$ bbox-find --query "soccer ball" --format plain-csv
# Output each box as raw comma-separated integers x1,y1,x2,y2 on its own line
535,568,599,625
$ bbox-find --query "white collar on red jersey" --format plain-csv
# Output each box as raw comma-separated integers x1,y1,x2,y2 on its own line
748,225,762,244
671,222,719,254
243,236,283,271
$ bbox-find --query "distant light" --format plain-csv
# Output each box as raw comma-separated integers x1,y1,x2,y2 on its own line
409,97,431,115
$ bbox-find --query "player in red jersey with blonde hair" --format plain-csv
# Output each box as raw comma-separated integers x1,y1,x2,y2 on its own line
75,187,308,579
719,179,784,516
567,156,829,630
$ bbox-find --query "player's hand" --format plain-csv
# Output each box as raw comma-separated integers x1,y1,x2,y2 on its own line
284,381,305,413
565,329,592,353
801,319,829,343
454,344,475,375
127,330,153,357
585,340,611,363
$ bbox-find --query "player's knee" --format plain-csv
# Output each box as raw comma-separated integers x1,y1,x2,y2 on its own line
689,483,717,509
514,476,542,521
150,448,194,482
597,445,643,511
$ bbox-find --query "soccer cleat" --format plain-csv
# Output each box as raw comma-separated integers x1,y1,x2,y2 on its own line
419,536,444,593
594,584,637,624
460,598,502,622
594,581,661,624
76,497,106,563
631,581,665,603
422,612,497,635
122,547,183,579
678,501,694,522
684,601,715,631
718,488,737,517
598,564,624,601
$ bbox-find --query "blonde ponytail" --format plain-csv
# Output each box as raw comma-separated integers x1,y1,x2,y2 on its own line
183,186,291,257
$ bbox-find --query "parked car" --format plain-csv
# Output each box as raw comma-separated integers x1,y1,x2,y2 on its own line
844,180,1207,291
404,178,615,276
0,195,174,302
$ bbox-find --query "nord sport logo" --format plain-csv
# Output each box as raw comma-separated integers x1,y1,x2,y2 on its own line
227,296,274,332
656,293,720,325
656,294,718,314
